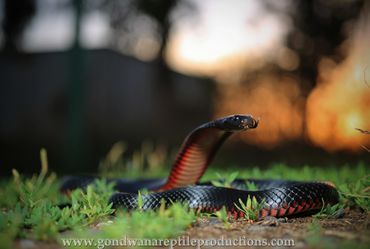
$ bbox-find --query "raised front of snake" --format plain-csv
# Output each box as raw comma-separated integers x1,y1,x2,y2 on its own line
61,114,339,218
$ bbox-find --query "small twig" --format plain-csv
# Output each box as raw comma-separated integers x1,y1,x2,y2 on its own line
356,128,370,152
363,186,370,193
361,145,370,152
355,128,370,134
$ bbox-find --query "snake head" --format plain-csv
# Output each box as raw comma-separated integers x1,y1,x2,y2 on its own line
216,114,259,131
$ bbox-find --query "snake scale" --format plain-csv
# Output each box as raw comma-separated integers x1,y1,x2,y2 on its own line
61,115,339,218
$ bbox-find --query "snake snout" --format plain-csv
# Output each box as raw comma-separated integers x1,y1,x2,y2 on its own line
220,114,259,131
248,116,259,129
239,115,259,129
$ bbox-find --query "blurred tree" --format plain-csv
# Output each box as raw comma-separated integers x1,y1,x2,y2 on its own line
2,0,36,53
287,0,365,87
100,0,196,66
136,0,178,61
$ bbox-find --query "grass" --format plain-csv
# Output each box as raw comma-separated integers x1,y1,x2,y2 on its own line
0,146,369,248
214,207,231,228
234,196,265,220
313,203,344,218
211,171,239,188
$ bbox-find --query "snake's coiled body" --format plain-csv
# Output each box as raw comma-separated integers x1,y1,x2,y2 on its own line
61,115,339,218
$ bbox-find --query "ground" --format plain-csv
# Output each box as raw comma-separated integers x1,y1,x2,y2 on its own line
13,209,369,249
186,209,369,249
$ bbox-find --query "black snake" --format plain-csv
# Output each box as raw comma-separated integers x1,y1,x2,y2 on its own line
61,115,339,218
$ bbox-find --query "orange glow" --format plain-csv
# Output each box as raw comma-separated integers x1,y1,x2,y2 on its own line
341,112,363,137
215,75,305,148
167,2,369,152
306,13,370,151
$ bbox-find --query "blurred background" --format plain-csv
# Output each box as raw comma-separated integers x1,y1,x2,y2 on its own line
0,0,369,175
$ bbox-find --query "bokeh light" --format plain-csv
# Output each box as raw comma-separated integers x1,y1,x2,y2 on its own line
306,12,370,151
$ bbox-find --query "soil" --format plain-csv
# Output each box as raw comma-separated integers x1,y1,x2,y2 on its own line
14,209,370,249
185,209,369,249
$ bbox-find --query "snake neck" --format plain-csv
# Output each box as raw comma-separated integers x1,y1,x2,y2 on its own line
157,114,259,191
158,123,233,191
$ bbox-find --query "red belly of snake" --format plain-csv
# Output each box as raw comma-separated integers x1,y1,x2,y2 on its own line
61,115,339,218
